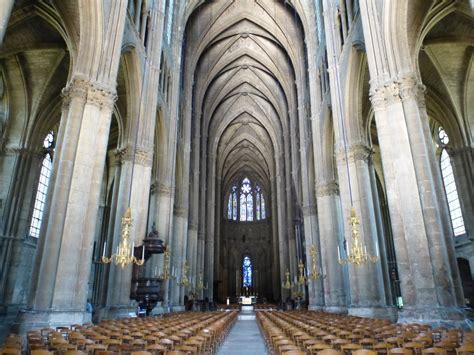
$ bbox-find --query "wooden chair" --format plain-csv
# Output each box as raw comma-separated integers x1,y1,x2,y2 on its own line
340,343,363,353
163,352,186,355
174,345,197,355
0,348,21,355
31,351,55,355
420,348,446,355
373,342,392,354
317,350,343,355
403,342,425,354
130,352,152,355
388,349,413,355
455,344,474,355
353,351,377,355
65,351,87,355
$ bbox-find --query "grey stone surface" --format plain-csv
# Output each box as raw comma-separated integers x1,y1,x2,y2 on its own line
218,318,267,355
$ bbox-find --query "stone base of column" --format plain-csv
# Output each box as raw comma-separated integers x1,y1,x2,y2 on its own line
12,309,91,334
348,306,398,321
324,306,348,314
308,305,324,311
398,306,467,328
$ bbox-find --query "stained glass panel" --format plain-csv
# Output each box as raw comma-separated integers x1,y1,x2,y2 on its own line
247,193,253,221
243,256,252,287
256,193,261,220
240,194,247,221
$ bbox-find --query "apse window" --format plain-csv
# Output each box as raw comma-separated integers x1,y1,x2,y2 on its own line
29,131,55,238
243,256,252,287
438,127,465,236
226,177,266,221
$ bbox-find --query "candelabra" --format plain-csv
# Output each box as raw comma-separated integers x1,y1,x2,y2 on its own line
101,207,144,268
158,249,171,280
196,273,208,291
178,260,190,287
307,245,326,281
282,269,293,290
338,208,379,266
297,260,306,285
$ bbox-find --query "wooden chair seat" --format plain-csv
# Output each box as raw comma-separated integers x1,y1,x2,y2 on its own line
421,348,446,355
388,348,413,355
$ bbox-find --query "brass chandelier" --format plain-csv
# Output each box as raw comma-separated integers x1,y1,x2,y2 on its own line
101,207,144,268
338,208,379,266
307,245,326,281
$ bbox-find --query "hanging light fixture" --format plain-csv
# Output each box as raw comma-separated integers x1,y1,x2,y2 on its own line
158,249,171,280
101,207,145,268
338,208,379,265
327,0,379,267
281,269,293,290
178,260,190,287
307,245,326,281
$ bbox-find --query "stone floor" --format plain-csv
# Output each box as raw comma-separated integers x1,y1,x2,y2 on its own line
218,316,268,355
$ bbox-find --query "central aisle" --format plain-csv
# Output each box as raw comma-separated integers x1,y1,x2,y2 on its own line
218,315,268,355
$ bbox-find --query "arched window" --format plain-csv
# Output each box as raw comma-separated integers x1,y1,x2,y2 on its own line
438,127,465,236
29,131,55,238
226,177,266,221
227,186,238,220
242,256,252,287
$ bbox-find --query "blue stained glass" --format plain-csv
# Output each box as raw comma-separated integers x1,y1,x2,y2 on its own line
256,193,261,220
243,256,252,287
261,194,266,219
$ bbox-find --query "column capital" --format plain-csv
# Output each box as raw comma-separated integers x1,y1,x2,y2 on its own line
151,180,173,195
174,206,188,218
61,78,117,111
116,146,153,167
336,144,373,163
316,180,339,197
369,73,425,110
398,73,425,101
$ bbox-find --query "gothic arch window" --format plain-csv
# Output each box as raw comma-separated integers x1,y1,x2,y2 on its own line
242,256,252,287
438,127,465,236
226,177,266,222
29,131,55,238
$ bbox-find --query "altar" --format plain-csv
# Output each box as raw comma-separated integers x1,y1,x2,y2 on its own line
238,295,257,314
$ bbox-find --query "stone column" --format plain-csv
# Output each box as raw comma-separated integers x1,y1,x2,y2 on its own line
368,77,465,323
104,146,153,318
316,180,347,313
336,144,390,318
16,79,117,330
448,146,473,240
0,0,14,45
302,204,323,309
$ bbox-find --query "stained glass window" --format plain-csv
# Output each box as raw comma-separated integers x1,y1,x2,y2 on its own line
243,256,252,287
240,193,247,221
256,192,261,220
232,190,237,220
226,178,266,221
438,127,465,236
29,131,55,238
227,194,232,219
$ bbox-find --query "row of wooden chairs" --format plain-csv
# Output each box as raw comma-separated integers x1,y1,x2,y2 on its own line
1,311,238,355
256,310,474,355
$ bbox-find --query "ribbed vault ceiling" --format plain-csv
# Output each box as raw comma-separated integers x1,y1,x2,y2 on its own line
185,0,305,200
